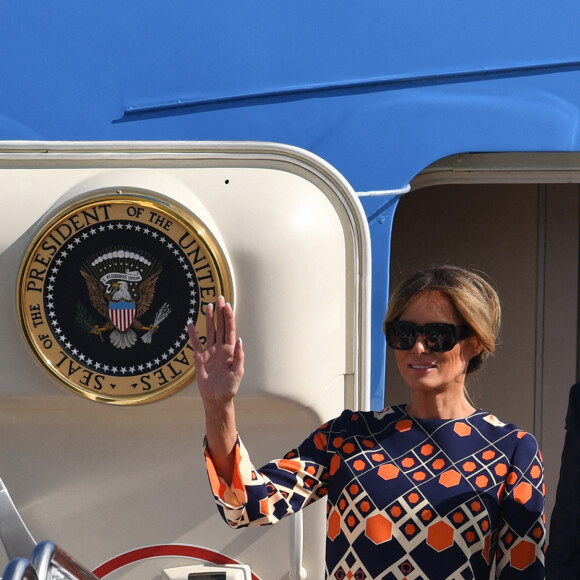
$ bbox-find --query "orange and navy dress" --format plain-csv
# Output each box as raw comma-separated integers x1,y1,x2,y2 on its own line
204,405,545,579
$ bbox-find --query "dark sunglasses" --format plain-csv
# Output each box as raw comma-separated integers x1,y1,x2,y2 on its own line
385,321,473,352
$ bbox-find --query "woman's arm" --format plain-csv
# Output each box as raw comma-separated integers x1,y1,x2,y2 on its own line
188,296,244,485
496,431,545,579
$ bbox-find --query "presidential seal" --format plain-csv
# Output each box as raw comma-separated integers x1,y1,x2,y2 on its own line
17,190,233,405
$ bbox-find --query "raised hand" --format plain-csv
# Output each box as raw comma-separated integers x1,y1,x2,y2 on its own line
188,296,244,407
188,297,244,482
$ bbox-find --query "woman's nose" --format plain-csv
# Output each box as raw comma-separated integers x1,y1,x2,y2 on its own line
410,333,428,353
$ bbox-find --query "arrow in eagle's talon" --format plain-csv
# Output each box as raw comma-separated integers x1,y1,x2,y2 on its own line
141,303,171,343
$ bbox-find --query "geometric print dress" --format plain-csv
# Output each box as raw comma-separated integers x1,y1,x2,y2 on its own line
204,405,545,579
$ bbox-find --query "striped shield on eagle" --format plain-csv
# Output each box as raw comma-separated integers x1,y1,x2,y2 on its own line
109,299,135,332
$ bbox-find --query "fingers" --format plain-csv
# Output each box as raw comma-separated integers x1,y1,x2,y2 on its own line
223,301,237,347
188,297,238,352
215,296,236,347
233,336,244,360
215,295,226,344
187,321,202,353
205,302,216,346
225,337,244,381
187,302,215,353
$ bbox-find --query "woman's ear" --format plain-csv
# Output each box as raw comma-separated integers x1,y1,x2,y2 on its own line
467,336,483,359
465,337,486,374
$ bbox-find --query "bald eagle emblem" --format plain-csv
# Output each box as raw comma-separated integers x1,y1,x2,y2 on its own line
79,248,171,349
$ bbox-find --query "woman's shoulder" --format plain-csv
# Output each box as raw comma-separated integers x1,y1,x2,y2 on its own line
471,409,540,451
471,409,518,429
471,408,528,430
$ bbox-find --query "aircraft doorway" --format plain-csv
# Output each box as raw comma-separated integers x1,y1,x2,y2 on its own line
386,157,580,526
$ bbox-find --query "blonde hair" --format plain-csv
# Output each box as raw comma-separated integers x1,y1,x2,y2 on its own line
384,265,501,373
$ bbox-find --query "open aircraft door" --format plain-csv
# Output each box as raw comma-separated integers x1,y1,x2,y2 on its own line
0,142,371,579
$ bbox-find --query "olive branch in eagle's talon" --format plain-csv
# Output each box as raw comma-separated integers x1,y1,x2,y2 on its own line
76,302,105,341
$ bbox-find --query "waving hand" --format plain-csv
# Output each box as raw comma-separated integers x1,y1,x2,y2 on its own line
188,296,243,483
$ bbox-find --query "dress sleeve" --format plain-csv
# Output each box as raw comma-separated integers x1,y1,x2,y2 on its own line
203,425,331,529
495,431,546,579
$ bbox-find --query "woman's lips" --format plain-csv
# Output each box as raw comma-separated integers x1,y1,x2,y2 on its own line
409,362,437,370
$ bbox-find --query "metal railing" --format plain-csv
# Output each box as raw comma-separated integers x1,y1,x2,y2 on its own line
3,542,99,580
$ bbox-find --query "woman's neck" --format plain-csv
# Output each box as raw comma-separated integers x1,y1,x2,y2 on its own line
406,392,476,420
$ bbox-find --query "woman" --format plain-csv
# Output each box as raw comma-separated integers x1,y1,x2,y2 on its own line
188,265,545,579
